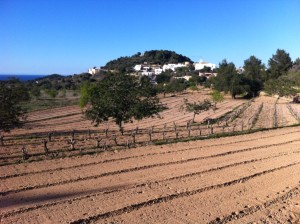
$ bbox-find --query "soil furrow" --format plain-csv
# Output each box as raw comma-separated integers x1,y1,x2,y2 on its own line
1,150,297,219
1,138,299,196
69,161,300,224
1,129,299,179
208,185,300,224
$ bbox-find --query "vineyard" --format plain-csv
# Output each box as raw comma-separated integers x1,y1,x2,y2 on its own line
1,89,300,223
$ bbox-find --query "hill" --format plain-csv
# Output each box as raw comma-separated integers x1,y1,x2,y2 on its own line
104,50,193,72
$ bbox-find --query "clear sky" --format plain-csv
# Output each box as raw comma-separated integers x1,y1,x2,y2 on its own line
1,0,300,75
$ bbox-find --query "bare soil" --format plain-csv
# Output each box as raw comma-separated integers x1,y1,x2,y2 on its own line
1,91,300,223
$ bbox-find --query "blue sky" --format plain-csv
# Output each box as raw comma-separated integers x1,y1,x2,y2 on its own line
1,0,300,75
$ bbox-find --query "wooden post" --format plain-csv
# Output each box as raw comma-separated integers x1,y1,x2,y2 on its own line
163,131,166,142
21,145,29,160
173,122,177,132
48,132,53,142
42,139,49,155
135,126,139,134
188,126,191,137
210,126,214,135
102,141,107,150
131,130,136,144
120,127,124,136
0,135,4,146
112,134,118,145
148,129,152,143
207,119,210,128
96,138,102,148
69,138,76,150
103,122,108,137
126,138,130,148
175,131,179,140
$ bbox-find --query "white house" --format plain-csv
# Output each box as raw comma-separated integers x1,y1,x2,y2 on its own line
194,60,216,71
154,68,163,75
134,65,142,71
162,63,186,72
88,67,101,75
142,71,154,76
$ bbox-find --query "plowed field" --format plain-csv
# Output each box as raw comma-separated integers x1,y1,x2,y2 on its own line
1,90,300,223
1,126,300,223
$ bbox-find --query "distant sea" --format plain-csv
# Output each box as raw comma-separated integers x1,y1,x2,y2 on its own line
0,74,47,81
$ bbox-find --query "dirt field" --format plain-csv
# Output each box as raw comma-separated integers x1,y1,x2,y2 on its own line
1,90,300,223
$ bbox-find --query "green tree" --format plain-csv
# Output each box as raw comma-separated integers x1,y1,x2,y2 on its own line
212,59,236,93
230,74,251,99
45,89,58,98
268,49,293,79
264,76,297,98
81,73,162,131
0,83,26,132
211,90,224,109
165,78,188,93
181,99,213,122
79,82,93,108
30,85,41,98
243,56,265,81
155,70,173,84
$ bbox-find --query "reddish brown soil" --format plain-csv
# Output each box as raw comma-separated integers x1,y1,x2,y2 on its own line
1,126,300,223
1,91,300,223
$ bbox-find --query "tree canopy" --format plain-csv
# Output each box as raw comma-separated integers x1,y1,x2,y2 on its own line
181,99,213,122
243,55,265,81
81,73,162,130
210,58,263,98
211,90,224,109
264,76,297,98
268,49,293,79
0,83,27,132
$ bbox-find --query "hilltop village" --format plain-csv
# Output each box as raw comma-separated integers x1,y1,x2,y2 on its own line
88,59,218,82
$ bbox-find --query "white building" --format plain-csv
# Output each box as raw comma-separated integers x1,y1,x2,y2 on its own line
154,68,163,75
142,71,154,76
162,63,186,72
134,65,142,71
194,60,216,71
88,67,101,75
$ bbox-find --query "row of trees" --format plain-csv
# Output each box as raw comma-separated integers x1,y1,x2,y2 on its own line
209,49,300,99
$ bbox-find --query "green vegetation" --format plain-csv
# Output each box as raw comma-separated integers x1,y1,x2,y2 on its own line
211,90,224,109
181,98,213,122
0,82,27,132
210,58,263,99
80,73,163,131
268,49,293,79
104,50,193,73
209,50,299,100
264,50,299,98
